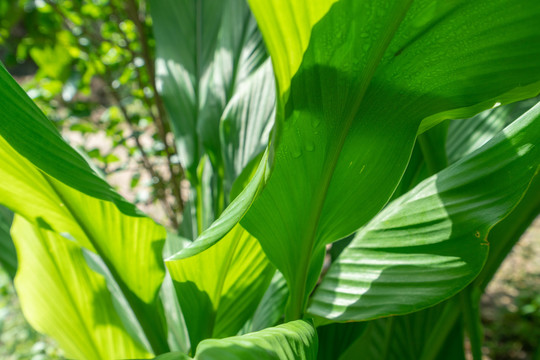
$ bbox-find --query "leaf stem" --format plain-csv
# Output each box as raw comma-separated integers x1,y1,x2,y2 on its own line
460,287,484,360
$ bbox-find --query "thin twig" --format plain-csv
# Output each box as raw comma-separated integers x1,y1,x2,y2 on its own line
125,0,184,214
107,86,180,228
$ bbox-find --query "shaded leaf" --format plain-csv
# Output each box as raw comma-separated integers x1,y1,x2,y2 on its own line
0,205,17,278
151,0,270,178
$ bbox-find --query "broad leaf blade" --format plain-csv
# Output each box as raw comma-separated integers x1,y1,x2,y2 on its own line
243,0,540,319
0,65,140,215
309,102,540,321
194,320,318,360
0,64,168,353
12,216,151,360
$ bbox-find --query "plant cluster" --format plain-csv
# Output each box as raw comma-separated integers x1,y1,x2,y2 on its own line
0,0,540,359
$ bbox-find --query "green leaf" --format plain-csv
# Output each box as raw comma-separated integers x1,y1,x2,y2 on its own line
152,352,192,360
167,223,274,350
11,216,151,360
194,319,318,360
339,299,465,360
151,0,270,179
0,64,141,216
316,322,367,360
151,320,318,360
0,205,17,278
345,101,540,360
243,0,540,320
220,60,275,198
0,64,168,353
242,270,289,334
170,151,268,260
308,102,540,321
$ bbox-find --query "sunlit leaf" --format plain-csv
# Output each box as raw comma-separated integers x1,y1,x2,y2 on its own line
0,63,168,353
243,0,540,319
309,102,540,321
12,216,151,360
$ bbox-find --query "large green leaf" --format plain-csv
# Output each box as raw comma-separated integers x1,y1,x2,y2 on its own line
0,206,16,278
338,102,540,360
0,66,140,215
11,216,151,360
308,102,540,321
167,223,274,350
242,0,540,320
195,319,318,360
0,64,168,353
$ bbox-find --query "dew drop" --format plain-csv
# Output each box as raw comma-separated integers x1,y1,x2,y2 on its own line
291,148,303,158
305,141,315,152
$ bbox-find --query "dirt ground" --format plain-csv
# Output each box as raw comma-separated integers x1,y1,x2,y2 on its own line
481,216,540,359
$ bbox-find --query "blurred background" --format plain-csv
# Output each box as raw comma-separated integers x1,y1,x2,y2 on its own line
0,1,539,359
